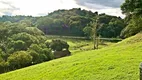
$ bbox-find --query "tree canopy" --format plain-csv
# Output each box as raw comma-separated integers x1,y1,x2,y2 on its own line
36,8,124,38
0,8,125,38
120,0,142,38
121,0,142,15
0,22,53,73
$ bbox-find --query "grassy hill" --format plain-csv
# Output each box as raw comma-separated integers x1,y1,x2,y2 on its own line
0,33,142,80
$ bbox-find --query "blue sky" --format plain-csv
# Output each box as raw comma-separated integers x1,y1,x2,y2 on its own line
0,0,125,17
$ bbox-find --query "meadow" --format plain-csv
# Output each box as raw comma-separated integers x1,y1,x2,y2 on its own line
0,33,142,80
46,35,118,54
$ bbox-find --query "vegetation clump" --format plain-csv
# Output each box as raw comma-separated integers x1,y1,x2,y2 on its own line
47,39,71,58
0,22,53,73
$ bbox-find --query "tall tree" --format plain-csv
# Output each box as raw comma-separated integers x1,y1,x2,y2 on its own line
121,0,142,38
121,0,142,15
93,17,100,49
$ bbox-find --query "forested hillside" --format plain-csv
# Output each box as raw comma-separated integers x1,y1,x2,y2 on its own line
35,8,125,38
0,8,125,38
0,0,142,79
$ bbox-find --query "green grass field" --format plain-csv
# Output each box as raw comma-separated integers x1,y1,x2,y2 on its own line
46,37,116,54
0,33,142,80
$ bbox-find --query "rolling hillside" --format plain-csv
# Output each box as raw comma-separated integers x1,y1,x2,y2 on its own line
0,33,142,80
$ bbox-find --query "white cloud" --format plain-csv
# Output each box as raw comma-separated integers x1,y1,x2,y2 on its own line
98,8,125,18
0,0,125,18
0,0,80,16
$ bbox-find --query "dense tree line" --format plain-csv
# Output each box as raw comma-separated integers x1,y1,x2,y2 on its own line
0,8,125,38
0,15,36,24
36,8,95,36
0,21,69,73
36,8,125,38
83,14,125,39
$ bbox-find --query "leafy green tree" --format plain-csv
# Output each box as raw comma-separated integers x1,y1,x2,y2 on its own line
8,51,32,69
121,0,142,38
28,44,52,62
36,8,94,36
29,44,43,54
121,0,142,15
0,21,52,73
11,33,39,49
12,40,26,51
0,60,9,73
45,41,50,48
83,25,92,39
27,50,40,64
41,48,53,61
49,40,69,51
25,27,44,36
0,22,11,52
0,15,35,23
98,18,125,38
0,48,8,61
121,15,142,38
20,19,32,27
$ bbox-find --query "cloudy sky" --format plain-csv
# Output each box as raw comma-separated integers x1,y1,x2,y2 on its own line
0,0,125,17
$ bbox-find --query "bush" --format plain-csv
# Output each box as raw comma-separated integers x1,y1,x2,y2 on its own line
7,51,32,69
13,40,26,51
49,40,69,51
0,22,53,73
11,33,39,48
41,48,53,60
0,60,9,73
29,44,43,54
28,50,40,64
120,15,142,38
45,41,50,48
0,49,8,60
39,54,48,62
28,44,52,62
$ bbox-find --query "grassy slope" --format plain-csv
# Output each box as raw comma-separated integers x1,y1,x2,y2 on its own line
0,33,142,80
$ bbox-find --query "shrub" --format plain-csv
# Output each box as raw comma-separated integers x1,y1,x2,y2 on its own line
45,41,50,48
11,33,39,48
0,60,9,73
13,40,26,51
28,50,40,64
28,44,52,62
29,44,43,54
49,40,69,51
41,48,53,60
7,51,32,69
0,49,8,61
39,54,48,62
